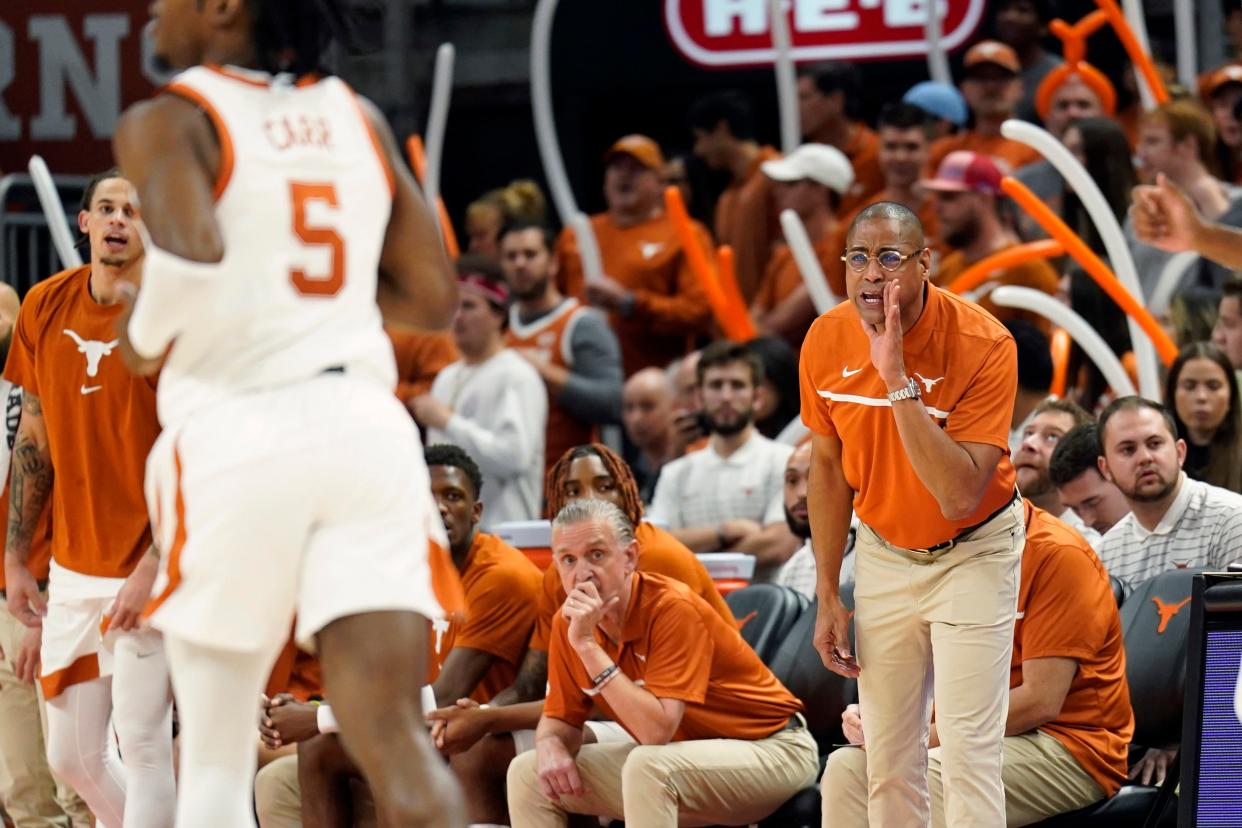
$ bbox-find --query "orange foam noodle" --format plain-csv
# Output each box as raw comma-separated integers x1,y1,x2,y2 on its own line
1093,0,1169,106
714,245,757,340
663,187,753,342
1001,175,1178,365
947,239,1065,296
1050,327,1071,398
404,134,460,258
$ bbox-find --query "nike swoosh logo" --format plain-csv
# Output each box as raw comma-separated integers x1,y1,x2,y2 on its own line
841,367,863,378
80,385,102,395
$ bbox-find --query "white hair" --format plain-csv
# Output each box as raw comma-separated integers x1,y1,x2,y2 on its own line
552,498,636,547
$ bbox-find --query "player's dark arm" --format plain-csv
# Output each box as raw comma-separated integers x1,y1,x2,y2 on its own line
431,647,497,709
356,97,457,333
807,432,853,601
488,647,548,707
6,391,52,568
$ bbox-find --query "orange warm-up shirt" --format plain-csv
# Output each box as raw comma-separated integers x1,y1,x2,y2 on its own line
545,572,801,741
836,124,886,219
754,235,841,313
429,532,542,703
556,214,712,376
529,521,735,652
1014,501,1132,795
715,146,782,303
265,637,325,702
3,267,159,578
386,326,458,401
926,131,1042,176
799,282,1018,550
933,247,1059,335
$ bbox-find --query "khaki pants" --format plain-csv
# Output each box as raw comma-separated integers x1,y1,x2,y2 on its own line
850,499,1024,828
823,730,1107,826
254,754,302,828
0,595,91,828
506,724,818,827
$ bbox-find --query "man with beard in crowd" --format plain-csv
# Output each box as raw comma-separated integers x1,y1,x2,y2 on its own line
771,441,856,598
649,341,798,580
500,222,623,473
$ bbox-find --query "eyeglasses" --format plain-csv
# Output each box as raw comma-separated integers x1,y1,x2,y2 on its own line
841,249,925,273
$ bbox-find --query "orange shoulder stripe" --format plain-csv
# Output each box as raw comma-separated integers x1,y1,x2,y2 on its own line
164,82,235,201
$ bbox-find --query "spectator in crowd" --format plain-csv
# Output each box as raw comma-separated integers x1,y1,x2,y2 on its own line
255,444,543,827
772,441,855,598
1128,98,1242,300
749,336,804,443
505,499,818,827
556,135,713,376
1062,264,1134,412
829,103,944,295
1212,277,1242,379
689,90,780,301
1165,342,1242,492
500,221,623,473
1203,64,1242,184
413,256,547,524
927,41,1042,174
649,341,798,578
387,326,459,408
1013,399,1101,545
796,62,884,215
825,497,1133,827
995,0,1063,123
1013,77,1109,241
621,367,677,503
1095,396,1242,589
1050,423,1132,536
1007,319,1054,455
667,350,707,458
752,143,854,346
903,80,969,140
925,151,1059,332
427,443,735,826
466,179,547,260
0,287,91,828
1060,118,1137,254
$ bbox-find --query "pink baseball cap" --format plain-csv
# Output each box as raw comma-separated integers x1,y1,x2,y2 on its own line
920,151,1003,196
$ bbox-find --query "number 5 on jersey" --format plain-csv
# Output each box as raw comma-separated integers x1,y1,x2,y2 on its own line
289,182,344,296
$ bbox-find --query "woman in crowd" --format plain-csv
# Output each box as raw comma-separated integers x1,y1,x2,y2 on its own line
1060,117,1136,255
1165,341,1242,493
465,179,547,259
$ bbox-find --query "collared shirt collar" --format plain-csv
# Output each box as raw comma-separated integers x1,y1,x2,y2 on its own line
902,281,940,353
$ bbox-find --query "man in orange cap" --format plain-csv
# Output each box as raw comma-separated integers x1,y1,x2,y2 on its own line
555,135,712,377
927,40,1042,174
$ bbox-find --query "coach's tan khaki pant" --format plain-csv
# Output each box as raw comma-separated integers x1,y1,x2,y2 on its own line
823,730,1107,826
0,595,92,827
254,754,302,828
848,499,1024,828
506,725,818,827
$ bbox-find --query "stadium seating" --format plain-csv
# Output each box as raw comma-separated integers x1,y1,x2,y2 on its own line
725,583,810,664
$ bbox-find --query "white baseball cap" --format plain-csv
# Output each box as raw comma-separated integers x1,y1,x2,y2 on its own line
761,143,855,195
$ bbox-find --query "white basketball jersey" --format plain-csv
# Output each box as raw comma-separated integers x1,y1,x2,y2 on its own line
154,65,399,428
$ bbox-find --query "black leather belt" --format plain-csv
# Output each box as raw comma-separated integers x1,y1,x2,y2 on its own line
914,491,1020,555
782,713,805,731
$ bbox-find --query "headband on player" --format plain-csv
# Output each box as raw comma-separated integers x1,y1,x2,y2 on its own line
458,273,509,307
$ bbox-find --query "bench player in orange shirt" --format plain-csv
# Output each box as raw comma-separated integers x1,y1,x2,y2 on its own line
427,443,735,825
3,171,174,827
111,1,465,826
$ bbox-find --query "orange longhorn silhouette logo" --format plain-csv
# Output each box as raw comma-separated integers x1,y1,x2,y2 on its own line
737,610,758,632
1151,596,1191,634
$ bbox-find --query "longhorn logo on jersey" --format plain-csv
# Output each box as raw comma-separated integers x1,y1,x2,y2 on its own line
63,329,119,377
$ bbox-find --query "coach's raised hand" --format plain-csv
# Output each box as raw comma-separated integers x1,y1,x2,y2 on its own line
861,280,908,391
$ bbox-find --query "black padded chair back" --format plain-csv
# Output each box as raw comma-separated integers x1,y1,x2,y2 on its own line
1119,567,1204,749
767,585,857,750
725,584,809,664
1110,575,1126,607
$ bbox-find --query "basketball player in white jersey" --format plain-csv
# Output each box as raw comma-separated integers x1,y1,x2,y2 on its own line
110,1,464,826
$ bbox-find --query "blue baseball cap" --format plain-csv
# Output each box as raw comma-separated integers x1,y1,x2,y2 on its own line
903,81,968,127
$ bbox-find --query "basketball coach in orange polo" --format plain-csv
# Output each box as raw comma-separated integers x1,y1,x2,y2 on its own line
799,202,1024,827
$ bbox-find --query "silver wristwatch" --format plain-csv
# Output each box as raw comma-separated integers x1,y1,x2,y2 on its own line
887,377,921,403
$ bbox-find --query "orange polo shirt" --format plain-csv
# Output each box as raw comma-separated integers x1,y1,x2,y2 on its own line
753,235,841,314
429,532,543,703
934,246,1059,335
544,572,802,741
556,213,712,376
715,146,782,303
529,521,735,652
926,131,1041,176
1015,501,1132,795
836,124,886,219
265,637,324,702
386,325,458,401
798,282,1018,549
